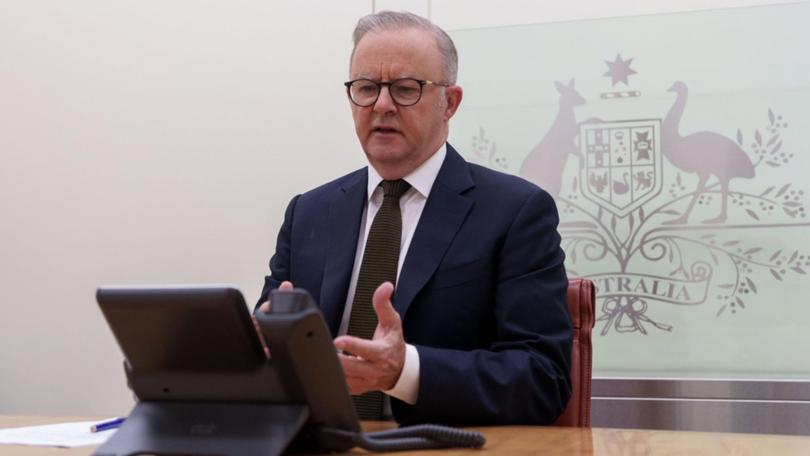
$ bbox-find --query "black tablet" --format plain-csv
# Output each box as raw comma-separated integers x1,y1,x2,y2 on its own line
97,285,266,373
96,285,360,434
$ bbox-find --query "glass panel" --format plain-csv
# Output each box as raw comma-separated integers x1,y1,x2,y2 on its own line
448,2,810,379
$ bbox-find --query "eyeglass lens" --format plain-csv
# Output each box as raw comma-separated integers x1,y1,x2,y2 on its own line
349,79,423,106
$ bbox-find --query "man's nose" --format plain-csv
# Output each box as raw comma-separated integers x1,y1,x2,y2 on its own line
373,86,397,113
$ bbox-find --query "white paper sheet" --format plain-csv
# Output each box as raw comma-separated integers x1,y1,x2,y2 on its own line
0,419,117,448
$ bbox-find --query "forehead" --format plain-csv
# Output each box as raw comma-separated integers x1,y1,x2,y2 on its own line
350,27,443,79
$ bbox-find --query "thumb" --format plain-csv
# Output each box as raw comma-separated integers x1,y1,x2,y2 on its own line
372,282,400,329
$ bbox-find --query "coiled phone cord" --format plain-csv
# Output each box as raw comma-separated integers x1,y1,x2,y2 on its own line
318,424,486,451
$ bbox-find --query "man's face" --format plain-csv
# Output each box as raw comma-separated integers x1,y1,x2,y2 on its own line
349,27,461,179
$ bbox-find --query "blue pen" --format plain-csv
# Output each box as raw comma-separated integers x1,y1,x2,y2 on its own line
90,417,125,433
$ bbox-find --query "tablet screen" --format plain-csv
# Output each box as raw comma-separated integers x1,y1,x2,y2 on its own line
97,286,266,373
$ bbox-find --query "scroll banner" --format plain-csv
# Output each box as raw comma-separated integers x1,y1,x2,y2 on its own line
587,271,712,306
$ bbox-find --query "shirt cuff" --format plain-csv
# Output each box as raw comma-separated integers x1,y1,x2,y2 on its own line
383,343,420,405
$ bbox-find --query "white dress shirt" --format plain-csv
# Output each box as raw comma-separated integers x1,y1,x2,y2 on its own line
337,144,447,406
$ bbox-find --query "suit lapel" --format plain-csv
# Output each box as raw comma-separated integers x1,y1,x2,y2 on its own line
394,145,475,318
319,170,367,335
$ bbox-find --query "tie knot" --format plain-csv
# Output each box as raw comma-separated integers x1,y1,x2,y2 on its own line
380,179,411,199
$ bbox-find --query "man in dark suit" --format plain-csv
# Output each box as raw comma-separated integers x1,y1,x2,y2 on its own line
257,11,571,426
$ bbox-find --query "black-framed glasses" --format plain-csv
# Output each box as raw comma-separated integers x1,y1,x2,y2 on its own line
344,77,450,107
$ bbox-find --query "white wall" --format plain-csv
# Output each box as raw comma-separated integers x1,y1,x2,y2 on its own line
0,0,368,415
0,0,797,415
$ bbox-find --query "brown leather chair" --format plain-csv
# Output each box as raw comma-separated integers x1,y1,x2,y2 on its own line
552,278,596,427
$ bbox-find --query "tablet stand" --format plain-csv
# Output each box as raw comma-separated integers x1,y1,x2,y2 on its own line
93,401,309,456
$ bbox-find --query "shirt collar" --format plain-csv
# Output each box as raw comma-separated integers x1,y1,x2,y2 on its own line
366,143,447,201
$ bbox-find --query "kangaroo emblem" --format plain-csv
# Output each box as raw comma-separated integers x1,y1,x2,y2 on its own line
520,79,585,197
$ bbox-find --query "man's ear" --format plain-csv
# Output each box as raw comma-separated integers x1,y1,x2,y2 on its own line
443,85,463,121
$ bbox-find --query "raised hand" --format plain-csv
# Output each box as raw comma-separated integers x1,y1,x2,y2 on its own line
334,282,406,394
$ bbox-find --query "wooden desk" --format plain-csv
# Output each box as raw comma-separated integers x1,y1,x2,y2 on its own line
3,415,810,455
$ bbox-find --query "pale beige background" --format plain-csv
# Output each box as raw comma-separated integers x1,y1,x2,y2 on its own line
0,0,795,416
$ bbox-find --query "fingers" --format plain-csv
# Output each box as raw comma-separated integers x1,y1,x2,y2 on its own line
372,282,400,330
338,352,392,394
338,352,380,378
334,335,380,361
334,328,406,393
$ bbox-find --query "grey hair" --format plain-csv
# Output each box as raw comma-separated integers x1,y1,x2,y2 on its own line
351,10,458,84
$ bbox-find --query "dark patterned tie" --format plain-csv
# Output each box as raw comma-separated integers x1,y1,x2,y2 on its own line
347,179,411,420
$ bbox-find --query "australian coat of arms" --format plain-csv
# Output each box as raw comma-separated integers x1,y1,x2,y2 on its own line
469,54,809,335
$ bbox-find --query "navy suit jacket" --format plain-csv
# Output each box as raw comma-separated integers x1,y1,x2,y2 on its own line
258,144,572,425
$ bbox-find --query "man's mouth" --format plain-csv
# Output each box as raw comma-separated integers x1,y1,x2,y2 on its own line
373,126,400,134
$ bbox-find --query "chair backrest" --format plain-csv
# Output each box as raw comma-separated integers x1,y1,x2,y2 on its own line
552,278,596,427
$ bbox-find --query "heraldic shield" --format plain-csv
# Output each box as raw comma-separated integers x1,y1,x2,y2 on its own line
580,119,662,217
